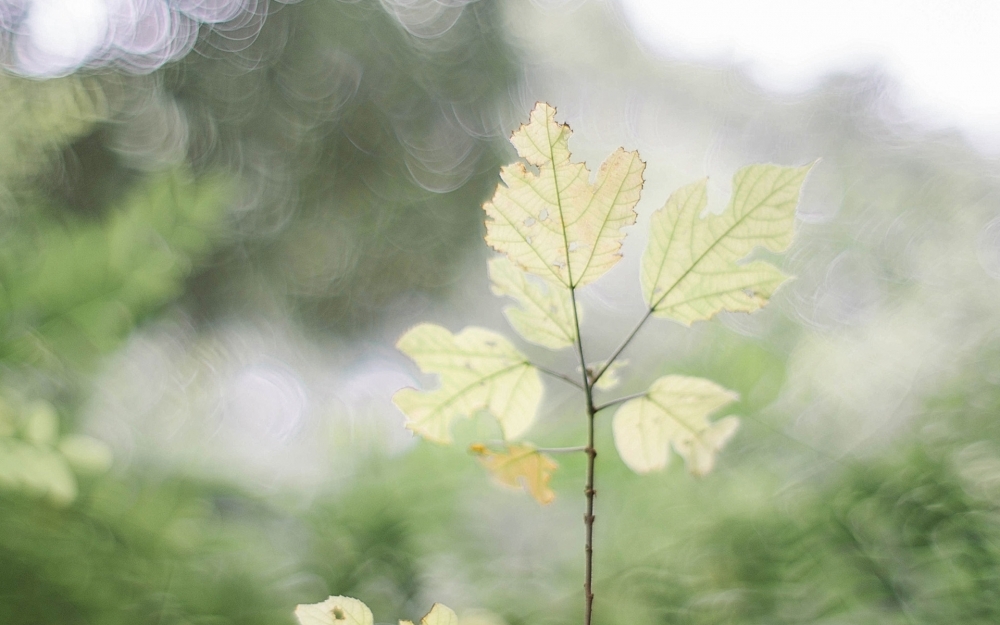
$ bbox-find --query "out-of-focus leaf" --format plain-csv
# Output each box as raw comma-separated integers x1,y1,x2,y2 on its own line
488,256,577,349
0,168,229,367
0,438,77,505
484,102,644,288
58,435,113,474
295,596,373,625
612,375,739,476
394,324,541,443
0,73,104,183
471,443,558,504
642,164,811,325
23,401,59,446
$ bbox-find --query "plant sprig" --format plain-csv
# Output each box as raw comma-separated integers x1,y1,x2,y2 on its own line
391,102,812,625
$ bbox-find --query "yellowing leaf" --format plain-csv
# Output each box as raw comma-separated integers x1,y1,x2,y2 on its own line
488,256,576,349
612,375,739,476
642,164,811,325
394,324,542,444
295,596,373,625
472,443,558,504
484,102,645,288
401,604,459,625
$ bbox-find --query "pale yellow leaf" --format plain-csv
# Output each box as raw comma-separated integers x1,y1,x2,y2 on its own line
484,102,645,288
295,596,373,625
471,443,557,504
612,375,739,476
394,324,542,444
415,604,459,625
488,256,576,349
642,164,812,325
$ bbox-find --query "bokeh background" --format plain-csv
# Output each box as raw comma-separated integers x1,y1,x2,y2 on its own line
2,1,1000,624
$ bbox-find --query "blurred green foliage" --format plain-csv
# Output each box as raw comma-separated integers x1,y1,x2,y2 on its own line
1,0,999,624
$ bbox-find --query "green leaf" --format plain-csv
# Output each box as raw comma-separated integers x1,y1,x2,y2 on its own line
393,324,542,444
471,442,558,504
295,596,373,625
612,375,739,476
58,435,113,474
484,102,645,288
488,256,576,349
401,603,459,625
642,164,811,325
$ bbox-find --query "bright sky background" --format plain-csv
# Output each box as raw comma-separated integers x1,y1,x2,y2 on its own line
619,0,1000,151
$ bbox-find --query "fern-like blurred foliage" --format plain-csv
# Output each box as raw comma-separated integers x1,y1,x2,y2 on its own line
0,0,514,622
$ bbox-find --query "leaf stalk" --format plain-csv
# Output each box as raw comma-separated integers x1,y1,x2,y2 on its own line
534,364,587,390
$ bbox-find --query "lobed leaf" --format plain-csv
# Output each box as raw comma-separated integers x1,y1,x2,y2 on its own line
612,375,740,476
471,442,558,504
489,256,576,349
484,102,645,288
393,324,542,444
642,164,811,325
295,596,373,625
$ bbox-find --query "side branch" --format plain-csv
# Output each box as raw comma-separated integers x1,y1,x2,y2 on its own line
537,445,588,454
534,364,587,390
593,390,648,413
592,307,654,384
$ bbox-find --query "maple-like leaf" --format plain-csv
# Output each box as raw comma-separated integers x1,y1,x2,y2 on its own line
471,442,558,504
393,324,541,444
489,256,576,349
295,597,373,625
612,375,739,476
484,102,645,288
642,164,811,325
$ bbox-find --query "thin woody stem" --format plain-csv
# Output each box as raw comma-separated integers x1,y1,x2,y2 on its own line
546,114,597,625
568,286,597,625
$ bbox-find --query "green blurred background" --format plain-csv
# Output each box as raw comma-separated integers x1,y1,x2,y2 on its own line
2,1,1000,624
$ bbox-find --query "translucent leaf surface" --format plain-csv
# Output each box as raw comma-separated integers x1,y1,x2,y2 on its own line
394,324,542,444
401,603,459,625
471,443,558,504
642,164,811,325
488,257,576,349
612,375,740,476
295,596,373,625
484,102,645,288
